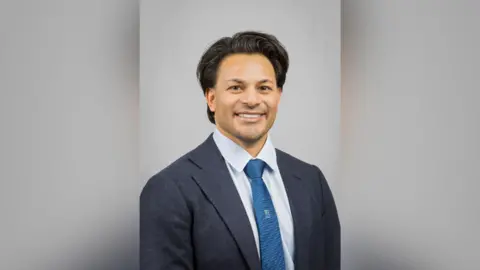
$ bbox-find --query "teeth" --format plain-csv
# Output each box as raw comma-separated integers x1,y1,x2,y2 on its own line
238,114,262,118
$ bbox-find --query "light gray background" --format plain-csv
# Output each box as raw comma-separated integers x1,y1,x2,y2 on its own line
0,1,138,269
341,1,480,269
1,0,479,270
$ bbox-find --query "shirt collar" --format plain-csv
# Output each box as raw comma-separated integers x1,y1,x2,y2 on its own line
212,127,279,173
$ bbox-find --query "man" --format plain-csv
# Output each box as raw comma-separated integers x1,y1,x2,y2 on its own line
140,31,340,270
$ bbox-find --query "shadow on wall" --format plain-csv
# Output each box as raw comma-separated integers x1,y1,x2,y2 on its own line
79,246,137,270
343,234,437,270
75,220,137,270
35,221,138,270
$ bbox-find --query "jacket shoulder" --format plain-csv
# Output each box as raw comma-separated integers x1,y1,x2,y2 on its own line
275,148,318,170
141,142,206,194
275,148,328,187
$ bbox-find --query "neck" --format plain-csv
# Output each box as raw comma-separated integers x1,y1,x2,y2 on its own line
238,136,267,158
216,127,267,157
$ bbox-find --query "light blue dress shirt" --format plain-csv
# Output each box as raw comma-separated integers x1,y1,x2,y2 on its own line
213,128,295,270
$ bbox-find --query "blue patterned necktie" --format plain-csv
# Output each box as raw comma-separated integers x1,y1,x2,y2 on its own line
244,159,286,270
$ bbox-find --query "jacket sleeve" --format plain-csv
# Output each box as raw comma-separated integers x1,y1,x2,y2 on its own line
140,173,194,270
314,165,341,270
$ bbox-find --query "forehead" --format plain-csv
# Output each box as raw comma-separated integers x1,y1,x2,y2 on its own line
217,53,276,82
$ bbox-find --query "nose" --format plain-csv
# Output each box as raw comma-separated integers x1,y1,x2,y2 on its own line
241,86,261,107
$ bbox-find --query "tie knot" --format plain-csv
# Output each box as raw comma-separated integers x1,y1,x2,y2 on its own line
244,159,266,179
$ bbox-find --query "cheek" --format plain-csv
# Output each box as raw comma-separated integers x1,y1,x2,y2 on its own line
267,97,281,114
216,98,237,116
269,107,279,120
222,98,239,109
271,104,279,113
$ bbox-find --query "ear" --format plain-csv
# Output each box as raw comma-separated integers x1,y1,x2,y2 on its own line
205,88,216,113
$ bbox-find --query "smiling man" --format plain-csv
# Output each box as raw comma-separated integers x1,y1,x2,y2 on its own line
140,31,340,270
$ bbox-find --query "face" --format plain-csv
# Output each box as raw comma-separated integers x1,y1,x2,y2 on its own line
206,53,282,146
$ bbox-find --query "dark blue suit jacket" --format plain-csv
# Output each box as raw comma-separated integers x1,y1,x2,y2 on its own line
140,134,340,270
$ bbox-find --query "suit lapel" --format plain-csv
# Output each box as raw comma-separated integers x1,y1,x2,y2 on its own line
277,150,312,270
188,135,261,270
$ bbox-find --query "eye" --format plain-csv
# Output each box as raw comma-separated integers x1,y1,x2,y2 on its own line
228,85,242,91
259,85,272,91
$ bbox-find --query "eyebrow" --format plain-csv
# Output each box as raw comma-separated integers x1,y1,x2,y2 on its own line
227,78,274,84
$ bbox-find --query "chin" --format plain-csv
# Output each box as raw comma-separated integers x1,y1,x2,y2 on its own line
235,131,266,144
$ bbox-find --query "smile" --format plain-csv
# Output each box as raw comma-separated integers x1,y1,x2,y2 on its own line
235,113,265,121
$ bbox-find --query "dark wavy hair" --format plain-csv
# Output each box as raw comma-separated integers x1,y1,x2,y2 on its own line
196,31,290,124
